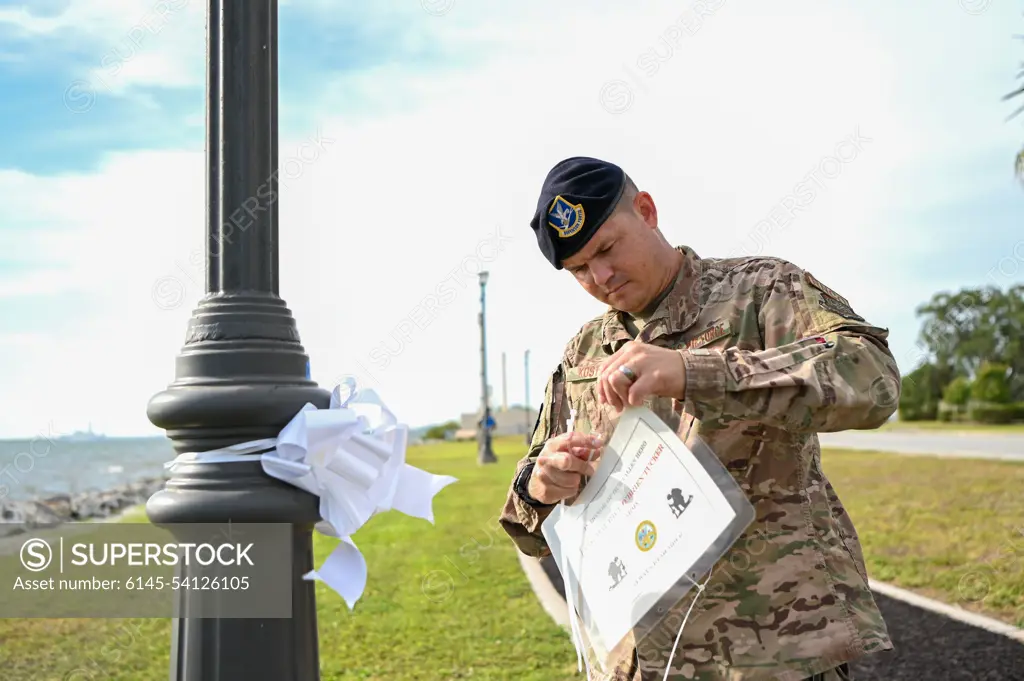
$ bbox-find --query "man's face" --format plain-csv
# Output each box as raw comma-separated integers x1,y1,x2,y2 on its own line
560,191,663,314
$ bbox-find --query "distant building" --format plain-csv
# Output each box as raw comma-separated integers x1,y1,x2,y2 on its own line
458,405,539,439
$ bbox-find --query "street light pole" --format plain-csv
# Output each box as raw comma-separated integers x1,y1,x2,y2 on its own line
524,349,531,445
145,1,327,678
477,271,497,464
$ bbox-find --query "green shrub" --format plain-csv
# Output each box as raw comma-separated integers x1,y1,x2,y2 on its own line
899,399,938,421
971,362,1012,404
937,402,959,422
899,370,939,421
967,402,1024,424
1009,402,1024,422
943,376,972,406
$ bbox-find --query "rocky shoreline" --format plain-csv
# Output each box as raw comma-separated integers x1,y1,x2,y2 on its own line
0,476,168,537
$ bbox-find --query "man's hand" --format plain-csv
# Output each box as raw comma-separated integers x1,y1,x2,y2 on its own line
596,341,687,411
527,431,604,504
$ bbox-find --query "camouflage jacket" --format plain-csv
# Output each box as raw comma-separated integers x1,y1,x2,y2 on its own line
498,246,900,681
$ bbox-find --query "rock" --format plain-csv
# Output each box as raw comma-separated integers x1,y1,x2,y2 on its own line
70,493,99,520
0,525,24,538
0,500,65,537
93,492,119,518
40,493,72,520
0,476,170,528
31,502,64,526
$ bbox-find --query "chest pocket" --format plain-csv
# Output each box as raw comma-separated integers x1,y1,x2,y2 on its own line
563,362,613,439
564,361,687,441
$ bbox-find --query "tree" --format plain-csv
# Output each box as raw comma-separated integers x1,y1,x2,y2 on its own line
425,420,460,440
913,285,1024,400
899,363,943,421
1006,22,1024,182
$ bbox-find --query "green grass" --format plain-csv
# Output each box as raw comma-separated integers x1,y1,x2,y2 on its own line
0,437,580,681
1,440,1022,680
879,420,1024,434
313,437,578,681
822,448,1024,628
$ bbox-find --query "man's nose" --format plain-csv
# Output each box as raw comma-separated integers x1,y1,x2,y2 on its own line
591,263,614,287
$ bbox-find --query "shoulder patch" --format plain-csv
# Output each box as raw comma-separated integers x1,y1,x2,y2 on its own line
804,271,848,305
804,271,864,322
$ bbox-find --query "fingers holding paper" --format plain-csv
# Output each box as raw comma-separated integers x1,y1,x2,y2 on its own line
596,341,687,412
548,431,603,460
528,432,603,504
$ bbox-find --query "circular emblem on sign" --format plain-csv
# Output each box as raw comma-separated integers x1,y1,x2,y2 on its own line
635,520,657,552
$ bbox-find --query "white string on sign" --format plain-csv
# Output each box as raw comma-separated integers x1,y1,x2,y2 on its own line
561,407,592,677
164,377,458,609
659,571,711,681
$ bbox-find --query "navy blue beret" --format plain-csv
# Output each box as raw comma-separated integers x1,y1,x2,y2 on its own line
530,156,627,269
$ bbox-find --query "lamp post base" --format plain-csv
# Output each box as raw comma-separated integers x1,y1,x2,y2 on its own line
147,293,329,681
477,431,498,465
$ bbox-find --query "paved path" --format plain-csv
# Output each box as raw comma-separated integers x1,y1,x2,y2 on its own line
532,556,1024,680
850,594,1024,680
818,431,1024,461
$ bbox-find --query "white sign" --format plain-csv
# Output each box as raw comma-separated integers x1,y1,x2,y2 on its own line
542,407,750,666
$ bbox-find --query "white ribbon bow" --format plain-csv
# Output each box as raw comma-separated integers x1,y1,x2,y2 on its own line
165,377,458,609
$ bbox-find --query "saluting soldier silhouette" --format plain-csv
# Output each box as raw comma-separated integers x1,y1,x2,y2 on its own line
608,556,627,590
667,488,693,518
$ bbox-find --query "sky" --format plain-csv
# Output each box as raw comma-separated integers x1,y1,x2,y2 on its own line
0,0,1022,439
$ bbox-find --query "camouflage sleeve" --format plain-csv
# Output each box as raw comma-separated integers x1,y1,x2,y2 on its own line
681,260,901,432
497,364,568,557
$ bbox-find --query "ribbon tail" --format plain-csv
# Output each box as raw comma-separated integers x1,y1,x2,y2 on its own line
303,536,366,610
389,464,458,523
318,476,377,539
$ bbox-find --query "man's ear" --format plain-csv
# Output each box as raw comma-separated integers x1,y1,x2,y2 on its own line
635,191,658,228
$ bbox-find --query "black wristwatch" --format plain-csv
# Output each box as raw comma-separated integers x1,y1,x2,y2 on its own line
514,462,548,507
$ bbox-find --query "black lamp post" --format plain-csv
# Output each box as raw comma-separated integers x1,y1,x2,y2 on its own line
524,349,531,445
477,271,497,464
145,1,328,678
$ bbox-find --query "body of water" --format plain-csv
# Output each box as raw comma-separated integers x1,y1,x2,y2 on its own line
0,437,174,501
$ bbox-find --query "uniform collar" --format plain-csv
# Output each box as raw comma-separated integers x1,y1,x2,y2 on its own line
601,245,702,346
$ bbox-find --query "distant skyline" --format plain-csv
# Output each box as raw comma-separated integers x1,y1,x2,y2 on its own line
0,0,1022,439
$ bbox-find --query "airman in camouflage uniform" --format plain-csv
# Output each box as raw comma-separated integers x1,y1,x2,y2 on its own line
499,157,900,681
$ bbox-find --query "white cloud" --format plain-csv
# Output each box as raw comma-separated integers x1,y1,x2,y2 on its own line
1,0,1022,436
0,0,203,103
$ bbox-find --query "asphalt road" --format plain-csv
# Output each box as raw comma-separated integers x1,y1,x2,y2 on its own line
538,556,1024,680
818,431,1024,462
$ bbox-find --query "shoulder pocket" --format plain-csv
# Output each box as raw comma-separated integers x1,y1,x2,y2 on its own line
724,335,833,379
684,320,735,351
